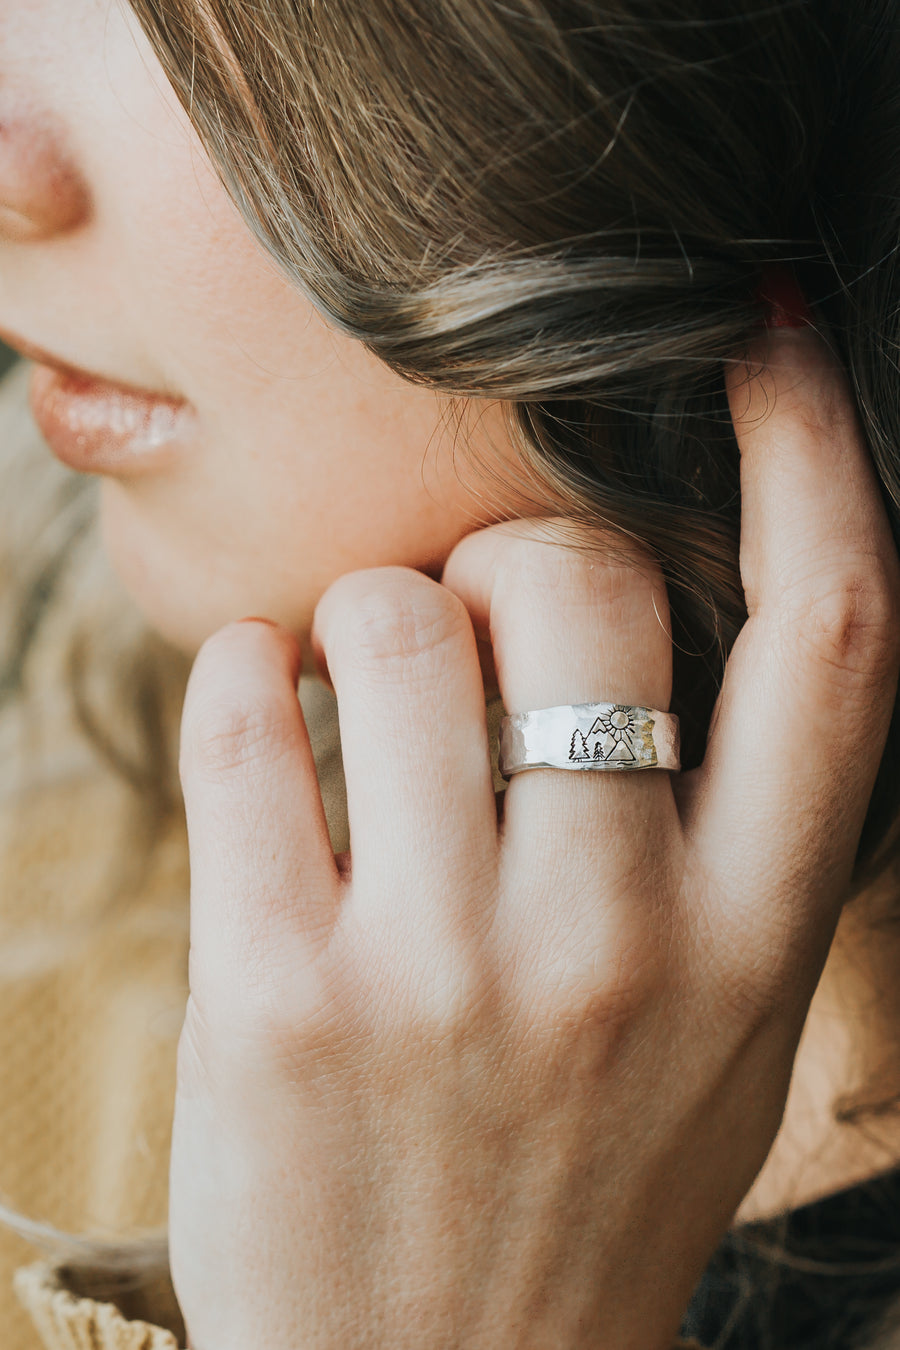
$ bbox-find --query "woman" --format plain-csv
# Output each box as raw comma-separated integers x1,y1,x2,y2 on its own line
1,0,900,1346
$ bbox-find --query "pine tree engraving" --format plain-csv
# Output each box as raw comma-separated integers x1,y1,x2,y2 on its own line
569,729,590,761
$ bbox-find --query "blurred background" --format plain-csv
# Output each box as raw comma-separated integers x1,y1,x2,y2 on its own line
0,341,18,379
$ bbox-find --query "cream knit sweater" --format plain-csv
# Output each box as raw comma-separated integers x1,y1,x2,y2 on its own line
0,362,702,1350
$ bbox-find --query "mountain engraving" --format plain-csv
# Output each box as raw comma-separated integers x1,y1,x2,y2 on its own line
568,706,639,764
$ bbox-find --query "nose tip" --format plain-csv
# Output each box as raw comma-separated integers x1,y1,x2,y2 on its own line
0,107,90,241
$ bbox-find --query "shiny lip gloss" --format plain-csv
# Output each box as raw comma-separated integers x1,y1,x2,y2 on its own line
0,322,195,476
28,361,195,476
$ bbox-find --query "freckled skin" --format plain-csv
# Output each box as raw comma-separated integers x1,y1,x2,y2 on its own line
0,0,519,655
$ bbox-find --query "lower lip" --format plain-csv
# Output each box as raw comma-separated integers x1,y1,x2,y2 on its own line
28,363,195,476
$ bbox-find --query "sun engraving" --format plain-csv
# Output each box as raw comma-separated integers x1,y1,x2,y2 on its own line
568,705,639,764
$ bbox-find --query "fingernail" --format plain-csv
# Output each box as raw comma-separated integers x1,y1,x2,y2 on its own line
755,265,814,329
236,615,280,628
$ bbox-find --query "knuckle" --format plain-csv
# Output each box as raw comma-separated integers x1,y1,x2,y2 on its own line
333,570,470,674
181,694,294,782
184,950,336,1081
524,985,635,1073
792,562,900,683
519,933,667,1068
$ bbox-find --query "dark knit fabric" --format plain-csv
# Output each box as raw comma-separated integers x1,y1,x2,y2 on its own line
681,1167,900,1349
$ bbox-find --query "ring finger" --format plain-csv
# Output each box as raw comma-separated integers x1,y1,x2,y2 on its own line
440,518,682,909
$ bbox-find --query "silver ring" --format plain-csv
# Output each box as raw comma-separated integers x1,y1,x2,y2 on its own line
498,702,680,779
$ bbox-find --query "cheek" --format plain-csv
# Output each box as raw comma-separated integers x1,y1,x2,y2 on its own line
97,420,493,657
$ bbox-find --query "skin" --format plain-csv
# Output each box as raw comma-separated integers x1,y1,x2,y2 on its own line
3,1,900,1346
0,0,516,655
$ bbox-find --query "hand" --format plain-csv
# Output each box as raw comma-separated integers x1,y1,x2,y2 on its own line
169,325,900,1350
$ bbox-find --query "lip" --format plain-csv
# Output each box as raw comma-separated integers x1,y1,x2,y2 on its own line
0,325,195,476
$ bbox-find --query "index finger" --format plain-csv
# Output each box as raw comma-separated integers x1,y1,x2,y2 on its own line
688,325,900,948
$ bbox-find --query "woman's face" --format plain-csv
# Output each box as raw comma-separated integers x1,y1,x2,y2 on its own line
0,0,518,654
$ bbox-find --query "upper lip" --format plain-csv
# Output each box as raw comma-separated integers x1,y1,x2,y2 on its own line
0,322,186,403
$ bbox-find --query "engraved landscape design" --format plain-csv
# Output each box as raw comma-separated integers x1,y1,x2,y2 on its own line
567,704,657,768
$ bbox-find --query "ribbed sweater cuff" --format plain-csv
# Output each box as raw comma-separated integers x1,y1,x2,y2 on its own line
13,1261,182,1350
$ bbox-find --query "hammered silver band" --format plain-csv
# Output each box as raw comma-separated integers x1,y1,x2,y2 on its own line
498,702,681,779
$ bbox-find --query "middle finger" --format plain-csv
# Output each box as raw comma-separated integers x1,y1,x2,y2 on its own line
311,565,499,931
